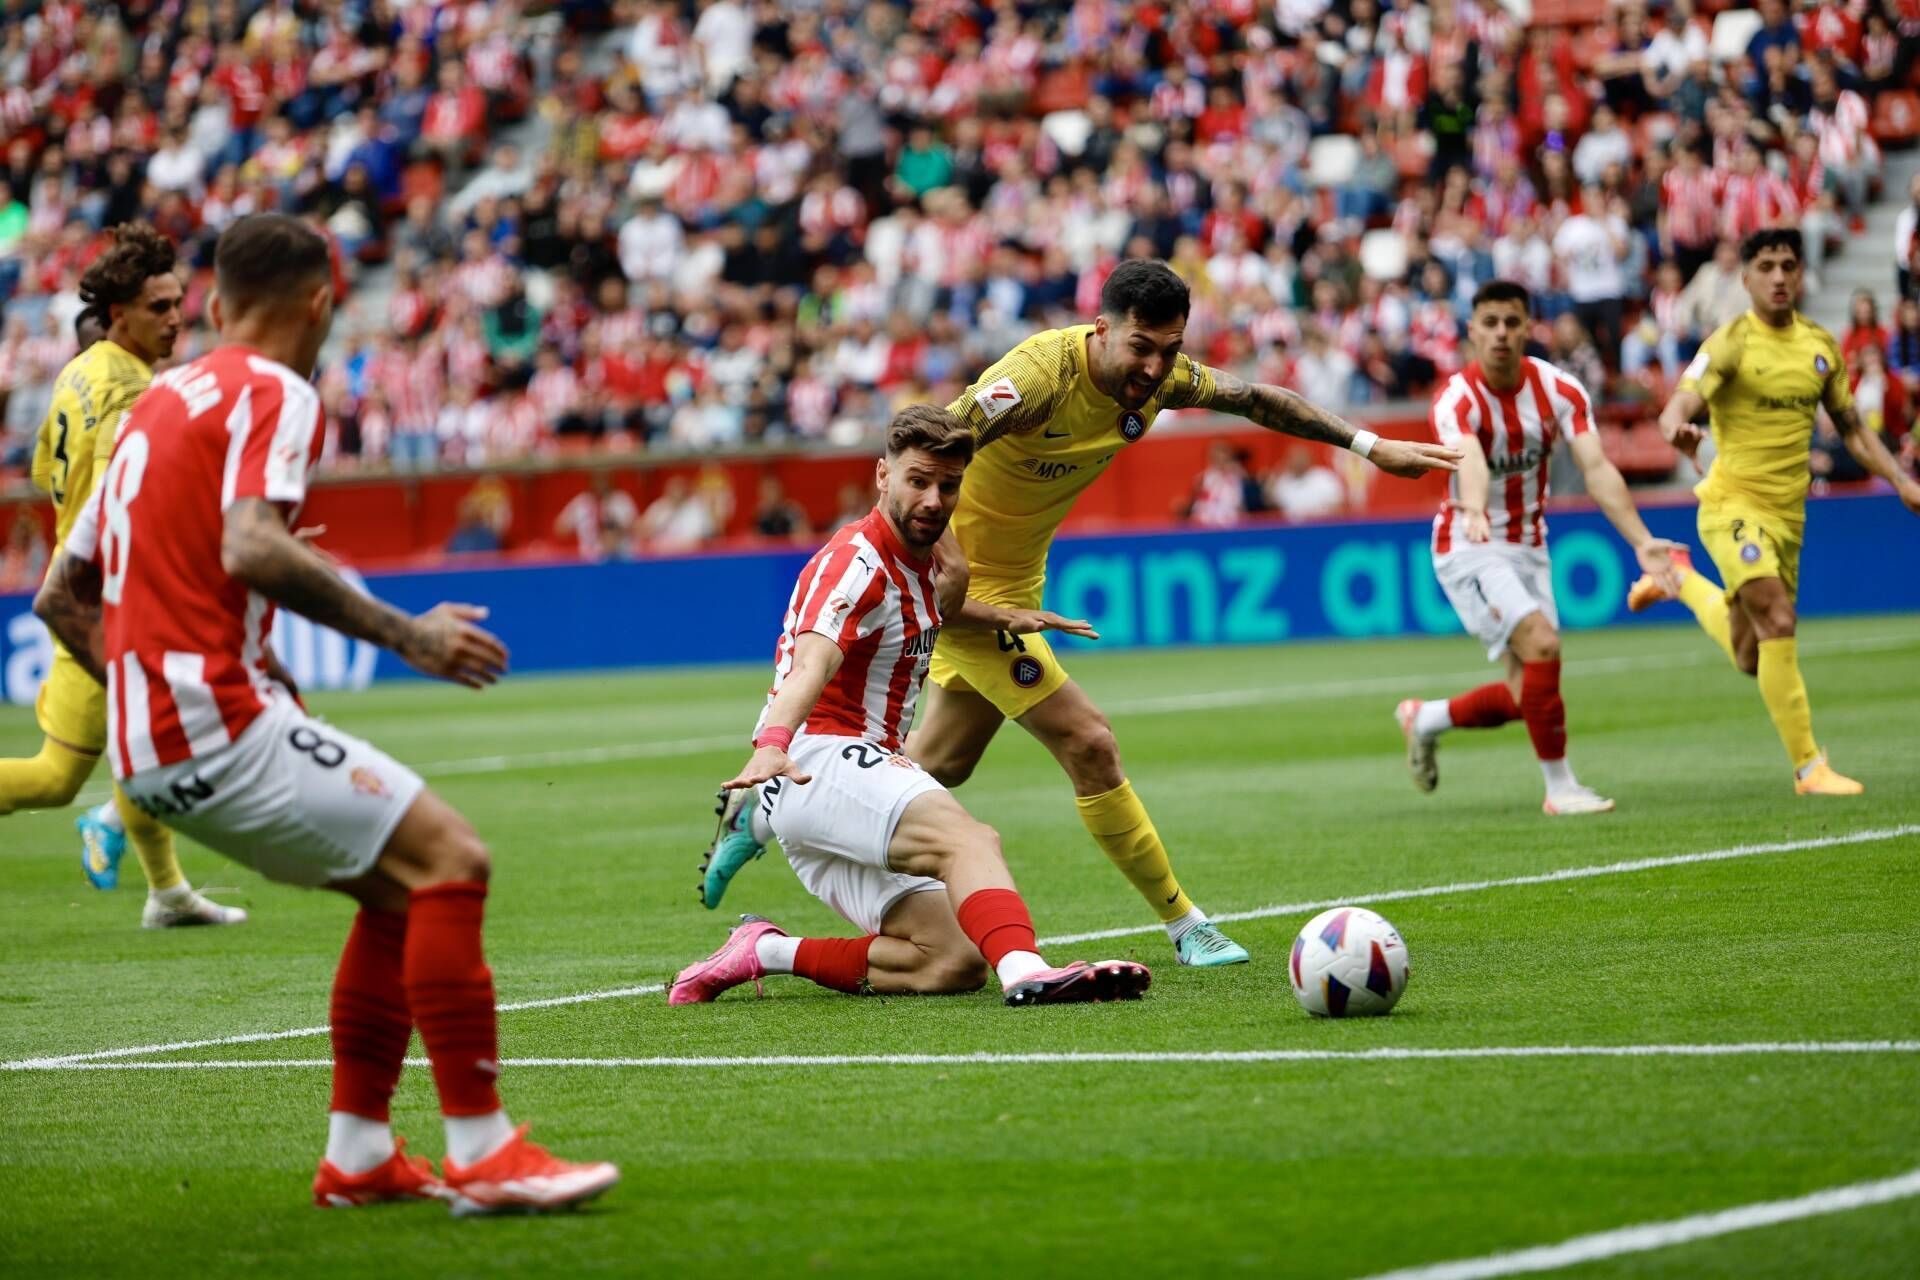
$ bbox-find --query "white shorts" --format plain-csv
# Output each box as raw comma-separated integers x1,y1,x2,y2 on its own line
120,694,425,888
1434,543,1558,662
761,733,946,935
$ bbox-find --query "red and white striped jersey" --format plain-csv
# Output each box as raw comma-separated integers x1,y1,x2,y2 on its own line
1428,358,1595,554
1661,165,1722,248
66,346,326,780
758,508,942,753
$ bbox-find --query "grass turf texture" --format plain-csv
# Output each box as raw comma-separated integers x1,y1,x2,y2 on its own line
2,616,1917,1277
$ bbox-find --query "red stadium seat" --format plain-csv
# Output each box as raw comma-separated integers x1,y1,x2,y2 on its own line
1871,90,1920,148
1530,0,1608,27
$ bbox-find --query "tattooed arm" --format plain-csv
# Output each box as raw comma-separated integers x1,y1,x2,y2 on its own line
221,498,510,688
1832,404,1920,515
1197,367,1462,478
33,552,107,684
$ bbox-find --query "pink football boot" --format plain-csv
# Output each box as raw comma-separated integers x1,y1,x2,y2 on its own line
668,915,788,1005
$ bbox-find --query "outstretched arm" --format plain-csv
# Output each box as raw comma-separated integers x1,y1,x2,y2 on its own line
1658,386,1709,461
723,632,844,790
1200,367,1461,477
222,497,508,688
32,552,107,684
1832,406,1920,514
1568,432,1684,591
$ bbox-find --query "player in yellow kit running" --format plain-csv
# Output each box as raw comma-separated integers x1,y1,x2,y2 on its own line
698,260,1460,966
1,223,244,927
1637,228,1920,793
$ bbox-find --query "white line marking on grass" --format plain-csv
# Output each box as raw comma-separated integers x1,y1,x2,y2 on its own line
1043,824,1920,945
1352,1165,1920,1280
7,823,1912,1070
8,1041,1918,1073
8,983,665,1069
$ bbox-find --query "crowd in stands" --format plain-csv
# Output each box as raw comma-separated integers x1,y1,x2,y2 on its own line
3,0,1920,520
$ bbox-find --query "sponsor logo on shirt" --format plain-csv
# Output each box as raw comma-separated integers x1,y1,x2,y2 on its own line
974,377,1022,420
350,766,389,798
1487,445,1544,475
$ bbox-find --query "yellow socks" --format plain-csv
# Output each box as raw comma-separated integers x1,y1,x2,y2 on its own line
0,737,96,815
1677,571,1736,666
1756,637,1820,771
1075,780,1193,924
117,785,184,893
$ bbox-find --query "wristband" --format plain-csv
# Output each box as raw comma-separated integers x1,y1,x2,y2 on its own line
752,726,794,752
1348,430,1379,459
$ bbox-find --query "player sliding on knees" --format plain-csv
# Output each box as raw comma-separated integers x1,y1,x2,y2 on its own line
1633,227,1920,794
34,214,616,1216
670,407,1150,1008
702,260,1460,968
1396,281,1682,814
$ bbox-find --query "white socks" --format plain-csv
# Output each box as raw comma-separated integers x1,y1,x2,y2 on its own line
94,799,124,834
444,1109,516,1167
325,1111,396,1175
994,950,1048,988
152,883,199,908
1165,905,1207,943
1414,700,1453,739
755,933,800,973
747,795,773,846
1540,757,1577,792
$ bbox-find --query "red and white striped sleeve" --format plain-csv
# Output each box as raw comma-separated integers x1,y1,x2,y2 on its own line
793,541,887,651
1549,368,1595,437
1430,375,1475,444
224,359,322,510
65,476,104,563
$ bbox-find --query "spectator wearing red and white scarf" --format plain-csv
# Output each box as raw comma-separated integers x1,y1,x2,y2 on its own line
1810,63,1878,224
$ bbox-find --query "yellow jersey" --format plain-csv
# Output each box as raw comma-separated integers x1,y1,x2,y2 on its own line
945,324,1217,599
31,338,153,548
1678,310,1851,519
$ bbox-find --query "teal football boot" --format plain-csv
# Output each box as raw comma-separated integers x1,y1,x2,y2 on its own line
698,787,765,910
1175,921,1249,966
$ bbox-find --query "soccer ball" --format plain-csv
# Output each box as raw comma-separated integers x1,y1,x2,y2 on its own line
1288,906,1410,1017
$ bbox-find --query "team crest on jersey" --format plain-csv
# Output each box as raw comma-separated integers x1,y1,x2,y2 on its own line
1010,655,1045,688
350,767,389,798
1117,410,1146,442
1814,354,1830,375
1740,542,1762,564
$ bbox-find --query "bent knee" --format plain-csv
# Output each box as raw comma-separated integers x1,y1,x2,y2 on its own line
908,948,990,994
1059,718,1122,783
423,819,492,884
920,752,977,789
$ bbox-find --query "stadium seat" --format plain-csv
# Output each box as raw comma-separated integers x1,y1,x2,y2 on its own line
1359,230,1410,282
1306,136,1361,189
1871,91,1920,148
1394,133,1433,181
1529,0,1609,27
1709,9,1764,63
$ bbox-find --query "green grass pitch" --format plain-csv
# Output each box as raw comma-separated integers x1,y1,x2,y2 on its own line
2,616,1917,1277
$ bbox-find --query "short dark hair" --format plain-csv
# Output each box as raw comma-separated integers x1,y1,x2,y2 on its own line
77,222,176,315
1471,280,1533,315
1099,258,1190,327
214,213,332,312
886,404,974,465
1740,227,1803,264
74,306,107,345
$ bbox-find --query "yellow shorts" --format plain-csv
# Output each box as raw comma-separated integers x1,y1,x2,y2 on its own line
35,639,108,755
928,622,1070,720
1698,499,1803,602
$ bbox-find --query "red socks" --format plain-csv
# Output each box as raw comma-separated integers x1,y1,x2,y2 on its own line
794,936,877,993
1448,681,1521,729
955,888,1038,968
1520,660,1568,761
329,908,411,1121
405,882,501,1117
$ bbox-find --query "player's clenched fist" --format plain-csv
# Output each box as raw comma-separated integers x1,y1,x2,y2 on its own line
722,746,811,790
401,603,510,688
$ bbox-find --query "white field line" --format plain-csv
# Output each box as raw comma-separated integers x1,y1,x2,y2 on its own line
1044,824,1920,946
6,823,1914,1071
65,631,1913,805
1354,1165,1920,1280
8,1040,1919,1073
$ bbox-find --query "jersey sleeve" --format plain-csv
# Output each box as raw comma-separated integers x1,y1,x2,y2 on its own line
1429,378,1476,444
1820,340,1855,415
945,331,1070,442
29,406,54,496
89,376,147,471
1154,353,1220,410
64,476,104,564
792,542,887,652
1548,370,1595,438
1679,323,1741,402
225,366,323,509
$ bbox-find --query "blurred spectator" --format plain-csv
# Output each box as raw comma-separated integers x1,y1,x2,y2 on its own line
1895,173,1920,299
1181,442,1261,527
1887,297,1920,394
829,482,870,531
447,477,513,554
1550,313,1607,397
1291,322,1357,410
752,473,811,542
555,472,638,561
1677,239,1751,339
1849,341,1910,455
1554,185,1630,365
0,507,45,591
639,473,718,553
1268,446,1346,521
1842,290,1888,367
